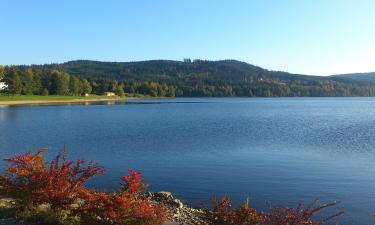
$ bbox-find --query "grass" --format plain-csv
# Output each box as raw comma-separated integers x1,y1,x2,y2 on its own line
0,94,147,102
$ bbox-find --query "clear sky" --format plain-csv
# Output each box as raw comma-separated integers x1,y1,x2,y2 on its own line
1,0,374,75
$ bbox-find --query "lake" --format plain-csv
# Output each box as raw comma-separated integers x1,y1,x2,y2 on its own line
1,97,375,224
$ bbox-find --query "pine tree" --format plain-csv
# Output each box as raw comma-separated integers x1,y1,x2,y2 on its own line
115,84,125,97
23,68,35,95
10,74,22,95
0,66,4,81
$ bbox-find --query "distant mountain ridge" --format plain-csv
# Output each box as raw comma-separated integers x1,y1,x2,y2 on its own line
331,72,375,84
58,59,375,83
4,59,375,97
14,59,375,82
45,59,323,82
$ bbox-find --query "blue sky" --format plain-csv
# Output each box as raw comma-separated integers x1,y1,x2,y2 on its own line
1,0,374,75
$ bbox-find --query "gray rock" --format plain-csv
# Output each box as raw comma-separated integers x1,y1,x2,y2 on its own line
173,199,184,208
145,192,206,225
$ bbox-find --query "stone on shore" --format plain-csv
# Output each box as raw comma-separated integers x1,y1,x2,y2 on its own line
145,192,206,225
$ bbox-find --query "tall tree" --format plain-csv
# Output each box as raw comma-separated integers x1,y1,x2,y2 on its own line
115,84,125,97
10,74,22,95
33,73,42,94
4,68,23,95
82,79,92,94
51,70,70,95
0,66,4,81
69,76,83,95
110,80,118,92
22,68,35,95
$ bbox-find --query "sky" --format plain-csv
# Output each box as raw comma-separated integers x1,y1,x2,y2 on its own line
1,0,375,75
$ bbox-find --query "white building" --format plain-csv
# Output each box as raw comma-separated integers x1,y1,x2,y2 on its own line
0,82,8,91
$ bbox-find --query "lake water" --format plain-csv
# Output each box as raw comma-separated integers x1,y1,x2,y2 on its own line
1,98,375,224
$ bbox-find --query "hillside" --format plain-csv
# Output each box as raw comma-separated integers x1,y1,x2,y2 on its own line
52,59,320,82
331,72,375,84
3,59,375,97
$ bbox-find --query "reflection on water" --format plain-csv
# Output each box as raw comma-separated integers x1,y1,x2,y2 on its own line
0,106,9,122
4,100,183,107
1,97,375,224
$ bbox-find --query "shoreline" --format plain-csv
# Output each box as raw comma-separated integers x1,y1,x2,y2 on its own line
2,96,375,106
0,192,204,225
0,96,147,106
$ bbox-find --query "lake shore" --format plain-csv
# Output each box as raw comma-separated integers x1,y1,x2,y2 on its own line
0,192,204,225
0,95,149,106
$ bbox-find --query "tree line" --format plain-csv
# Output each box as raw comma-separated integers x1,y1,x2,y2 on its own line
2,60,375,97
0,66,179,97
1,67,116,96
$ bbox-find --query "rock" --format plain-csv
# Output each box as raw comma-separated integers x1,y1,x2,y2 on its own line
0,198,15,208
164,221,180,225
173,199,184,208
145,192,206,224
155,191,174,200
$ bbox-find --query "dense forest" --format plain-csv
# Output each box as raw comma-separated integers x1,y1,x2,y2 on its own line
1,59,375,97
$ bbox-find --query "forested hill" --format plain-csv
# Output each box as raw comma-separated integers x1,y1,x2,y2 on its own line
2,59,375,97
54,59,320,82
331,72,375,84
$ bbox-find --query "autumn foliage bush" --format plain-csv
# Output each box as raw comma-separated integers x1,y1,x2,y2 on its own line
0,148,344,225
204,196,344,225
204,196,260,225
78,170,167,225
0,148,167,225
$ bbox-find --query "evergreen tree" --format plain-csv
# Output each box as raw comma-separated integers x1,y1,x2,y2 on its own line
115,84,125,97
110,80,118,92
33,73,42,95
82,79,92,94
22,69,35,95
10,74,23,95
0,66,4,81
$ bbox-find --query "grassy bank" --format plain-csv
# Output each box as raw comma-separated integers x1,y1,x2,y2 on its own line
0,94,148,105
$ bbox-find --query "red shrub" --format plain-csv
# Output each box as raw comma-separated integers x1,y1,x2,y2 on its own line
78,170,168,225
2,148,49,207
1,148,168,225
204,196,260,225
39,149,105,209
204,197,343,225
2,148,104,210
261,199,344,225
121,170,147,194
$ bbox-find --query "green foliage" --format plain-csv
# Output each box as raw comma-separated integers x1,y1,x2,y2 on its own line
332,72,375,84
41,88,49,96
82,79,92,94
51,70,70,95
3,59,375,97
115,84,125,97
69,76,83,96
0,66,4,81
22,69,36,95
10,74,23,95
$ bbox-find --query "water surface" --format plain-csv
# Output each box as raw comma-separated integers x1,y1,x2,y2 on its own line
1,98,375,224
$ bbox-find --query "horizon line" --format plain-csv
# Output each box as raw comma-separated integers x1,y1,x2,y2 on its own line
2,58,375,77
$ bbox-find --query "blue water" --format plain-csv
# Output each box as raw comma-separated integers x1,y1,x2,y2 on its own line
1,98,375,224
